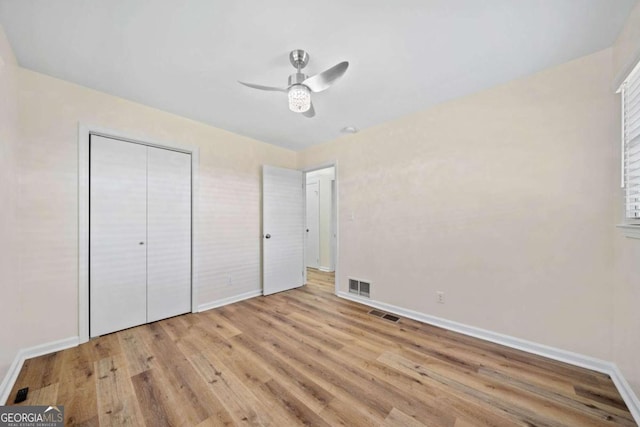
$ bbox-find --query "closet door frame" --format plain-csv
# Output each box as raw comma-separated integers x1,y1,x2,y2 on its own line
78,124,199,344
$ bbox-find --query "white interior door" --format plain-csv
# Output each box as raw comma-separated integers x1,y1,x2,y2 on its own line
147,147,192,322
263,165,304,295
90,135,147,337
305,181,320,268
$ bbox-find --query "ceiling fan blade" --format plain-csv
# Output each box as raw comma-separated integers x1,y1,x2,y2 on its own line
238,81,287,92
302,61,349,93
303,101,315,118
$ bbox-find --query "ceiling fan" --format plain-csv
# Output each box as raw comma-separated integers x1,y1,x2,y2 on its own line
238,49,349,118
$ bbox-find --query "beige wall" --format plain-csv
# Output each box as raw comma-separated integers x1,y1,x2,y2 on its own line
612,0,640,398
11,61,295,362
299,48,618,360
0,27,21,381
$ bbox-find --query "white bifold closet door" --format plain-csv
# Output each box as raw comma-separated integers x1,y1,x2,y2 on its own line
90,136,147,337
146,146,191,322
90,135,191,337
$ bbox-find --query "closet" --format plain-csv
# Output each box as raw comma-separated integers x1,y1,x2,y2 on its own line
89,135,191,337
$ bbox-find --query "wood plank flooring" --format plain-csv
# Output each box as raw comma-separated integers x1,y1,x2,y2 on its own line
7,269,636,426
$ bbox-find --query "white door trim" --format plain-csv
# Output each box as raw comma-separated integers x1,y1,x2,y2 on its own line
302,162,339,295
78,123,200,344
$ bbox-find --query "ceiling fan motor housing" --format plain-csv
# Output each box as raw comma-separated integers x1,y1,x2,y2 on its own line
288,73,307,87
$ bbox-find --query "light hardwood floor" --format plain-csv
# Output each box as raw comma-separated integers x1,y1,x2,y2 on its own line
7,269,636,426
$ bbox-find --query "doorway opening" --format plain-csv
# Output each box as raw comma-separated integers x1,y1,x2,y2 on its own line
304,166,336,291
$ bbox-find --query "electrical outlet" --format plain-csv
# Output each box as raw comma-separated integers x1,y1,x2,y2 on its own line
436,291,445,304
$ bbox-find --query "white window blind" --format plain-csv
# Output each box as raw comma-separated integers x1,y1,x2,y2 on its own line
622,61,640,220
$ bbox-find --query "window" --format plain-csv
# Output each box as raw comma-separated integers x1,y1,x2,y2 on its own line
621,59,640,223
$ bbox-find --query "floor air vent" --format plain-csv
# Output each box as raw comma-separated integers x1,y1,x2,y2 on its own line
383,314,400,322
368,309,400,323
348,278,371,298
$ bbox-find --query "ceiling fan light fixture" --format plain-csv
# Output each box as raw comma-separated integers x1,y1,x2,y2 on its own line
239,49,348,118
288,84,311,113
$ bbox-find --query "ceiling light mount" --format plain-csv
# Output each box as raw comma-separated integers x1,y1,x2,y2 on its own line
340,126,359,134
289,49,310,71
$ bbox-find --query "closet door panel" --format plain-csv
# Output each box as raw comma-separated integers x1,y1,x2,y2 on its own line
90,135,148,337
147,147,192,322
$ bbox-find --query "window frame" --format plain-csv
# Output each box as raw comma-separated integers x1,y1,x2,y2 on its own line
618,58,640,238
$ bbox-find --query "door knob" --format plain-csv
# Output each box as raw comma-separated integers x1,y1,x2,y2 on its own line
139,242,145,245
265,234,271,239
306,229,309,232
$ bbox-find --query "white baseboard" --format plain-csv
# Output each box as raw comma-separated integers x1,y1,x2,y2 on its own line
197,290,262,313
0,336,79,405
318,267,335,273
337,291,640,424
610,364,640,423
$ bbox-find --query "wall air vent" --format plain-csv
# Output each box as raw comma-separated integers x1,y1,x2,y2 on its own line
348,278,371,298
349,279,359,294
359,281,370,297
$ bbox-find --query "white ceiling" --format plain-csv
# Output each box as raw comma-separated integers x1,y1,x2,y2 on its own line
0,1,636,151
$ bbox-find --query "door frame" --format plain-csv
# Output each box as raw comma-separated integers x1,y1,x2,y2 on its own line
78,124,200,343
302,162,339,295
